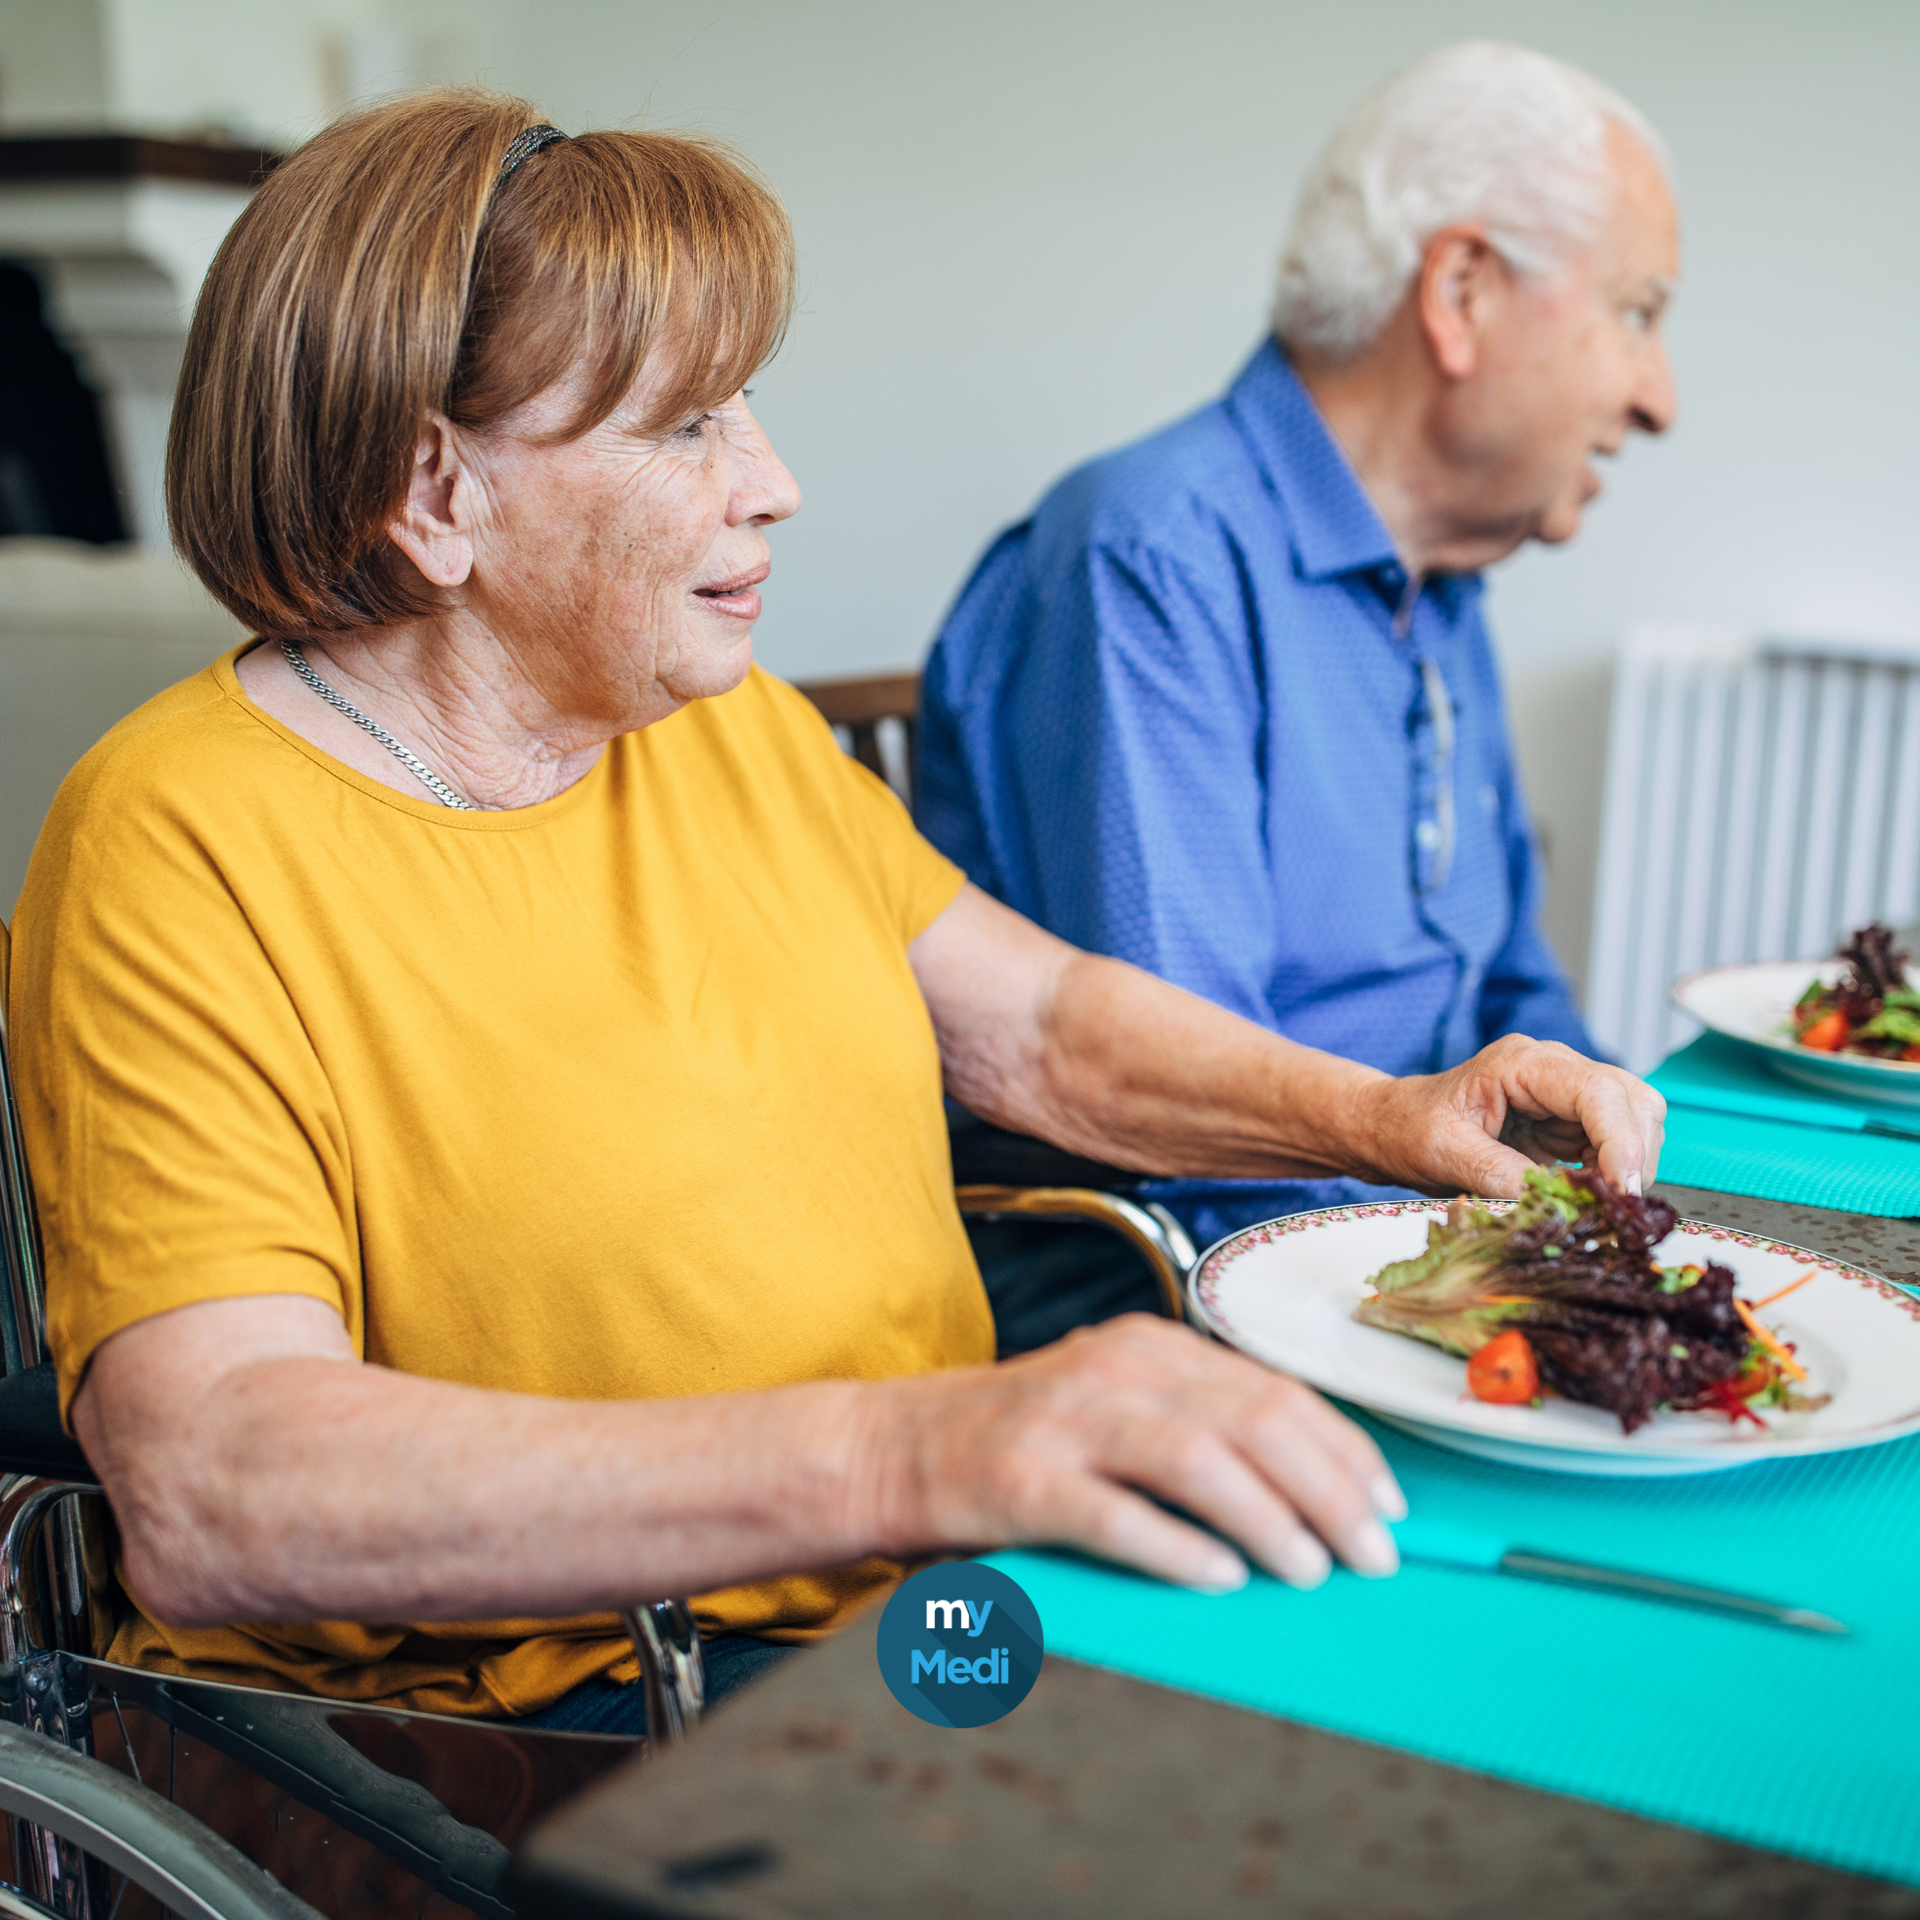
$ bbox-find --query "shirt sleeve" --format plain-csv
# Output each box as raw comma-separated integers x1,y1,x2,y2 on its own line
932,534,1280,1026
10,757,358,1417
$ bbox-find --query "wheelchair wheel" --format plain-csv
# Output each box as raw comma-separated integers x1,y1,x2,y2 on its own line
0,1719,324,1920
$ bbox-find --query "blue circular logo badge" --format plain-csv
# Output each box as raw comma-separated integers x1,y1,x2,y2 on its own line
875,1561,1043,1729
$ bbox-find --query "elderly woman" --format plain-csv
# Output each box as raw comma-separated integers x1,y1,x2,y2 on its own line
7,91,1663,1731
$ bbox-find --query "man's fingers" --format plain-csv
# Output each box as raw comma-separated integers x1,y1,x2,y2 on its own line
1571,1073,1664,1194
1609,1084,1665,1193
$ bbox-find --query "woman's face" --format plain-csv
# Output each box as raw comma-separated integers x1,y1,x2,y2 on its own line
451,356,802,727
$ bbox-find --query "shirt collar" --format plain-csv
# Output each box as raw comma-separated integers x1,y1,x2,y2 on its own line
1222,338,1403,583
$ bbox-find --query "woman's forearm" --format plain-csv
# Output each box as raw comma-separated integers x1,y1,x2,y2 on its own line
915,888,1660,1200
1022,949,1388,1181
915,884,1391,1182
80,1297,894,1627
79,1293,1409,1632
76,1292,1409,1631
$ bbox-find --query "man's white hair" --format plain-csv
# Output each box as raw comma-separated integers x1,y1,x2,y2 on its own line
1274,42,1668,361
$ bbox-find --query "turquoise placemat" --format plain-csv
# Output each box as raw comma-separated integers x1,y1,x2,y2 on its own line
1652,1034,1920,1215
988,1417,1920,1888
1653,1031,1915,1131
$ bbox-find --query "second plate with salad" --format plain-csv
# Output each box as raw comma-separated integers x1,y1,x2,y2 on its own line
1675,922,1920,1108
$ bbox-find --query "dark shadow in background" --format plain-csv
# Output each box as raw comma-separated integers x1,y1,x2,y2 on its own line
0,260,127,543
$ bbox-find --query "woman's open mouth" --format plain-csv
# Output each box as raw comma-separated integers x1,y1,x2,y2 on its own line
692,565,769,621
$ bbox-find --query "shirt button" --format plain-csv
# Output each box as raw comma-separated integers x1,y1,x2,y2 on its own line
1415,820,1442,850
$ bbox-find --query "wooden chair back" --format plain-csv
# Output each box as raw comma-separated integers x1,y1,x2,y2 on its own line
794,672,920,802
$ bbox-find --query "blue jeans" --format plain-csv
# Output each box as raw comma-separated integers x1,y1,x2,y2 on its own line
519,1633,797,1737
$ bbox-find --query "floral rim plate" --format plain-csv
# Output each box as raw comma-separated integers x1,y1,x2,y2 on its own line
1187,1200,1920,1477
1674,960,1920,1109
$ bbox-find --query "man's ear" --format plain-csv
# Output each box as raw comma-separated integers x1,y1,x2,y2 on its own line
386,412,477,590
1416,226,1504,382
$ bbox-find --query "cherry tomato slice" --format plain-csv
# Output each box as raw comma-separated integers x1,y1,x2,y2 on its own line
1467,1329,1539,1405
1797,1010,1850,1052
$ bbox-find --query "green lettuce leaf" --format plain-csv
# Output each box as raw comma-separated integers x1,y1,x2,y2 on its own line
1353,1168,1582,1357
1856,1006,1920,1045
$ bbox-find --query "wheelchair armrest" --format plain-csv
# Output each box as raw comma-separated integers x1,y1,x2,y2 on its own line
0,1363,92,1482
955,1185,1198,1322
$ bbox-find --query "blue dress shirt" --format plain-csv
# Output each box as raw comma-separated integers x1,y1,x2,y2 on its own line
916,339,1595,1249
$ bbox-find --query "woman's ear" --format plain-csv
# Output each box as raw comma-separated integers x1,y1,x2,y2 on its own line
1416,226,1504,382
386,412,477,589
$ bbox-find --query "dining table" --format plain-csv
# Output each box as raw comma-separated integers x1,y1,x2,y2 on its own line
508,1182,1920,1920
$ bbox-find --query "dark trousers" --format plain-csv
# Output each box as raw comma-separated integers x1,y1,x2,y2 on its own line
519,1633,797,1736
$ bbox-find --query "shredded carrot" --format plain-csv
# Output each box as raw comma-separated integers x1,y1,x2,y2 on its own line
1735,1297,1809,1382
1753,1269,1816,1309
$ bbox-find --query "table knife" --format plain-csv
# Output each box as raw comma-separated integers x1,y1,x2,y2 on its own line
1389,1517,1849,1635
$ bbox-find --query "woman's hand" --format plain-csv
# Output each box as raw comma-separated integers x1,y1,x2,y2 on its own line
860,1315,1406,1592
1343,1034,1666,1200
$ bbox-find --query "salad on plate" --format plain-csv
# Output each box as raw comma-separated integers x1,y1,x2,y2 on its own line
1352,1167,1827,1434
1791,922,1920,1058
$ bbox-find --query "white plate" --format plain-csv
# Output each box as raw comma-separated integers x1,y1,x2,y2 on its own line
1674,959,1920,1109
1188,1200,1920,1477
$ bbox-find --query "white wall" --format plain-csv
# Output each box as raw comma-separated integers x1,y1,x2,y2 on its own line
5,0,1918,991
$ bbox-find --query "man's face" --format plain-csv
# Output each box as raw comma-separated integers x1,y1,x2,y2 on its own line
1429,123,1679,570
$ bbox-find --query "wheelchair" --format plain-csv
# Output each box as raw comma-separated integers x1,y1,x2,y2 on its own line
0,924,1193,1916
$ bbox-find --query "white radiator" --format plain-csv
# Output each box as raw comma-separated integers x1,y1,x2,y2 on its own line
1586,626,1920,1073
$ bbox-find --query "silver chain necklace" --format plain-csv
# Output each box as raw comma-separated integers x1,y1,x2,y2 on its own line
278,640,476,810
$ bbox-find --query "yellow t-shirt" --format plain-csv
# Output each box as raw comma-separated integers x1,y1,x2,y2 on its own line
7,647,988,1716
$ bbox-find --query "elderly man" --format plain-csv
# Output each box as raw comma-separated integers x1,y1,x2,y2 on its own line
917,43,1678,1344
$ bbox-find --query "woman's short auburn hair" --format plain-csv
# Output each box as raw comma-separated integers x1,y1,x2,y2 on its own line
167,89,794,636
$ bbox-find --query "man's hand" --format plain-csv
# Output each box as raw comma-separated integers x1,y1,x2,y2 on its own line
1347,1034,1665,1199
862,1316,1407,1592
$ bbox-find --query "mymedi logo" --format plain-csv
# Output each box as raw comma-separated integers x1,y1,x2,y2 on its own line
876,1562,1043,1729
